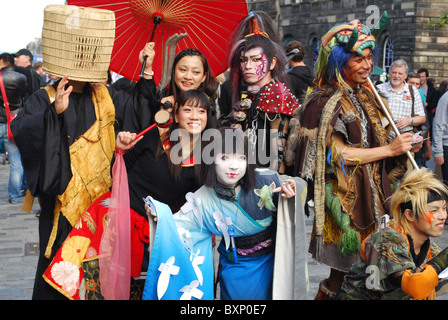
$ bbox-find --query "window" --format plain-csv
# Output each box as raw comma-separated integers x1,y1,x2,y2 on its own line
312,37,320,66
383,37,394,75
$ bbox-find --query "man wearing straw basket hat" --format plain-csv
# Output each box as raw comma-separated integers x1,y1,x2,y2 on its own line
284,13,425,299
10,5,148,299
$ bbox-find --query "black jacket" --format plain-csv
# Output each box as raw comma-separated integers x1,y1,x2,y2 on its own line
14,65,44,99
288,65,314,104
0,67,26,122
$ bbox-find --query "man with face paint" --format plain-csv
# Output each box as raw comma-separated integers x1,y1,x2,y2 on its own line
222,12,300,173
337,168,448,300
285,14,424,299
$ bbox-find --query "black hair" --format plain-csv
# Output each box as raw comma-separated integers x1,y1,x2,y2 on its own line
0,53,15,67
170,89,214,132
417,68,429,77
230,11,282,48
162,90,214,180
166,48,219,103
177,89,212,111
229,34,291,104
407,72,421,80
200,127,256,191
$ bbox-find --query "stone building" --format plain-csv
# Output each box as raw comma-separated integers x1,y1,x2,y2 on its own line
247,0,448,84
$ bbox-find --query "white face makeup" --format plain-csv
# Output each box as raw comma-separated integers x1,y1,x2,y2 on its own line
215,153,247,188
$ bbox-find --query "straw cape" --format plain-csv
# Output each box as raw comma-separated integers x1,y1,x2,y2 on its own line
41,5,116,83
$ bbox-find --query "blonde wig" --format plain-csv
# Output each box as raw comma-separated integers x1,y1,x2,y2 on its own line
389,168,448,235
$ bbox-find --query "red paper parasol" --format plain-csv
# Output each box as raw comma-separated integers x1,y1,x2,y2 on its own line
67,0,248,82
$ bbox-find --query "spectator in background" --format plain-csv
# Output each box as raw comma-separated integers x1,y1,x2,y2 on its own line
13,49,44,98
407,72,431,167
0,53,26,204
282,33,294,47
34,61,44,76
377,60,426,139
432,90,448,187
46,73,60,86
407,73,426,104
418,67,435,106
34,61,48,84
111,73,137,94
427,80,448,128
285,40,314,104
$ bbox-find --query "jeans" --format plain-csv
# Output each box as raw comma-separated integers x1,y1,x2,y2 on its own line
0,123,24,203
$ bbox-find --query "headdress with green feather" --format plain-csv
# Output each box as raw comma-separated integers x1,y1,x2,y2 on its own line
314,12,387,89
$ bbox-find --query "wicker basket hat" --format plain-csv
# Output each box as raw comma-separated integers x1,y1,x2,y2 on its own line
42,5,116,83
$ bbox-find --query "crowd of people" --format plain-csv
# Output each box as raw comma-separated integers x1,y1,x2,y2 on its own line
1,4,448,301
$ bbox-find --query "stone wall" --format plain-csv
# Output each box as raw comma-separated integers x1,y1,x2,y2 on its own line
414,0,448,82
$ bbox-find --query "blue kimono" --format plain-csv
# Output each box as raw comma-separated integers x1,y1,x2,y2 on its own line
142,169,281,300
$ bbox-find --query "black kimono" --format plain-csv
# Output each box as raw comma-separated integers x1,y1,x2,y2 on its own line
123,127,200,217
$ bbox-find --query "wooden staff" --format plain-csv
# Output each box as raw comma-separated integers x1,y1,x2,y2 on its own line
367,77,419,170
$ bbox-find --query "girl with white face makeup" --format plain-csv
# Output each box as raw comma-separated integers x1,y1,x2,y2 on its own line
214,152,248,189
142,127,308,301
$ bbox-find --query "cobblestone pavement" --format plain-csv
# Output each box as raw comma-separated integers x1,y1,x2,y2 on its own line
0,157,447,300
0,156,39,300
